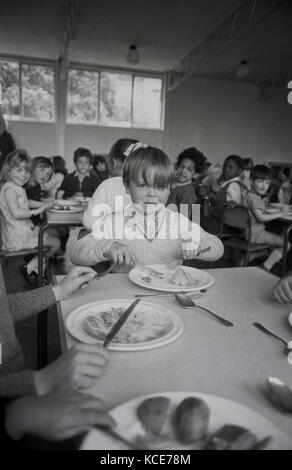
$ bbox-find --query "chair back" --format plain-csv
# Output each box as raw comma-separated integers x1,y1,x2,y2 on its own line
222,205,250,230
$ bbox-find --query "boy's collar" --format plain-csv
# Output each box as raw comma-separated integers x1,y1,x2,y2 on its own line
74,170,90,178
124,203,165,226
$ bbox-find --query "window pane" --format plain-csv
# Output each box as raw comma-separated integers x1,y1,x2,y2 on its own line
22,64,54,121
133,77,162,129
100,72,131,127
0,60,20,119
67,69,99,123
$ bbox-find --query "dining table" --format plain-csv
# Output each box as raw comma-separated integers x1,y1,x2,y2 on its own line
55,266,292,449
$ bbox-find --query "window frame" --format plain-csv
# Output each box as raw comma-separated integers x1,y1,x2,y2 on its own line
0,55,56,124
66,63,166,130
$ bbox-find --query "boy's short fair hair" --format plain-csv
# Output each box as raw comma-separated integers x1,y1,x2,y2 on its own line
123,146,174,189
251,165,271,181
32,156,53,171
177,147,207,173
0,149,31,187
73,147,92,165
224,154,244,170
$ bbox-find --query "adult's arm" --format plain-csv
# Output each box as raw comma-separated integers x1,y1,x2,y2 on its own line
7,285,56,323
0,370,36,397
198,227,224,261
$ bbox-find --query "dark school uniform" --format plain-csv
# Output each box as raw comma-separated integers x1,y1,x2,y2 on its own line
59,171,100,198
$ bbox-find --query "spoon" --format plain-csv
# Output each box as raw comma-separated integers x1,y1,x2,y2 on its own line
252,323,292,355
175,293,234,327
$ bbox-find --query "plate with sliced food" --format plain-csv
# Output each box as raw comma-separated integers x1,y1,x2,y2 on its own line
54,198,80,206
129,264,214,292
66,299,183,351
82,391,291,450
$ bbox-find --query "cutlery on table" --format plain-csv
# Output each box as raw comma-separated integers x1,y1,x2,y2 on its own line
175,293,234,327
267,377,292,413
103,299,140,348
252,322,292,354
95,426,143,450
134,289,207,298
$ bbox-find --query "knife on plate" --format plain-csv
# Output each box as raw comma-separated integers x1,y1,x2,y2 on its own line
103,299,141,348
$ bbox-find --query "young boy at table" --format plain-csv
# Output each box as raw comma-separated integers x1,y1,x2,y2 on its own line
244,165,290,272
70,146,223,270
57,147,99,199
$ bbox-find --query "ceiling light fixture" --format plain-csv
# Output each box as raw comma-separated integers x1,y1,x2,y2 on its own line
126,45,140,65
236,60,250,79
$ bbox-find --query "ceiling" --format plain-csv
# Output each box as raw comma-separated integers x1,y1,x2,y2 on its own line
0,0,291,85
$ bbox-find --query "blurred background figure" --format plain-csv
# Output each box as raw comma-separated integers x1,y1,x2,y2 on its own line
0,113,16,171
91,154,109,186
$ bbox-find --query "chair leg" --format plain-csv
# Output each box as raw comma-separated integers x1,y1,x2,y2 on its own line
37,310,48,369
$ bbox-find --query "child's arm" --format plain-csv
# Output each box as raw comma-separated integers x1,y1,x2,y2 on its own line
28,199,47,209
56,189,65,199
178,212,224,261
253,207,286,223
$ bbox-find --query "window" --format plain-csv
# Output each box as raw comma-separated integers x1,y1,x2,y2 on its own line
67,68,164,129
0,60,55,121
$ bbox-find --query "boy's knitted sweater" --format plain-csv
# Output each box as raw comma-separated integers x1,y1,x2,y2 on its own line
70,204,224,269
0,265,56,396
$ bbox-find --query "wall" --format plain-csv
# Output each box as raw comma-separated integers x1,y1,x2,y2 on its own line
7,76,292,170
254,92,292,164
162,76,259,164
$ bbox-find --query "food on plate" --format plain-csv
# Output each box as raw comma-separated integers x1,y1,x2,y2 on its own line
175,397,210,443
82,307,173,344
137,397,170,435
169,266,190,287
204,424,257,450
52,205,71,211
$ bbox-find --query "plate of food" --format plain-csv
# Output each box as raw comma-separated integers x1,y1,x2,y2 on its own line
54,198,80,206
72,196,91,203
66,299,183,351
82,391,292,450
49,205,83,213
129,264,214,292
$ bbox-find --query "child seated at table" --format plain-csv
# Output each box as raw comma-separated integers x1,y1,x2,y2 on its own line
41,156,67,199
79,146,223,271
210,154,246,233
0,150,61,284
244,165,290,272
167,148,198,220
91,154,109,186
57,147,99,199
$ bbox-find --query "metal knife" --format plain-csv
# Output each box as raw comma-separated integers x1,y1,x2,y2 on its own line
103,299,141,348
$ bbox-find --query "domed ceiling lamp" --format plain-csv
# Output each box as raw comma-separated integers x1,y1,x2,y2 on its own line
236,60,250,79
126,45,140,65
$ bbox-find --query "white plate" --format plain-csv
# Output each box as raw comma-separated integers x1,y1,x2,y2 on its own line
129,264,214,292
49,206,83,213
269,203,284,209
82,391,292,450
54,198,80,206
66,299,183,351
73,196,91,203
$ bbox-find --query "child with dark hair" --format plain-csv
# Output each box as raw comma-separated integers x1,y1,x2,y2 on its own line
278,167,292,205
91,154,109,185
211,155,246,232
167,149,198,220
245,165,290,272
41,156,68,199
57,148,99,199
241,158,254,191
25,156,53,203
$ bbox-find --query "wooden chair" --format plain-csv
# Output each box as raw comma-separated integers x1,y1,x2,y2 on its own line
219,205,271,267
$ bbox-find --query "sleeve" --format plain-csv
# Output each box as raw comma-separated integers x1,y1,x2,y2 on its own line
0,370,37,397
69,233,112,266
245,193,263,213
178,213,224,261
226,182,242,204
7,286,56,323
59,174,69,192
83,181,111,230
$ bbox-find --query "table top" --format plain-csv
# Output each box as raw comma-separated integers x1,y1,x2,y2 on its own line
55,267,292,444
